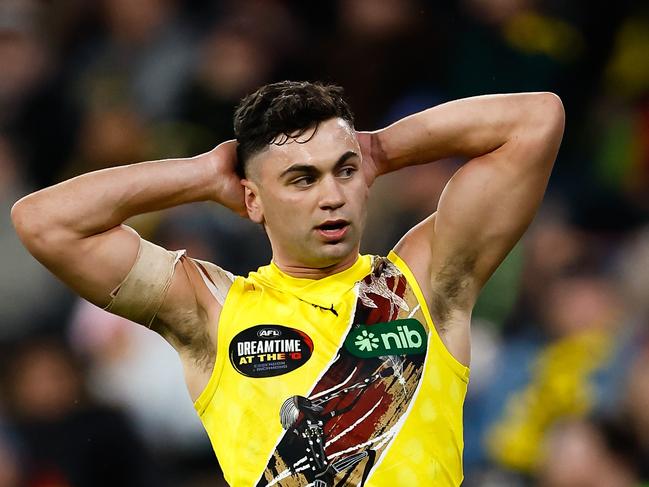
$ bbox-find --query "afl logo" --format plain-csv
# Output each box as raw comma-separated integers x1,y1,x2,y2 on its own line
257,328,281,338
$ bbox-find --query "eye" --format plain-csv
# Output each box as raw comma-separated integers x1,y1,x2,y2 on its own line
338,166,357,178
292,175,316,187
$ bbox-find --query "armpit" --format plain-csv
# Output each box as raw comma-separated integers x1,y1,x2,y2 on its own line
103,238,185,327
431,253,477,323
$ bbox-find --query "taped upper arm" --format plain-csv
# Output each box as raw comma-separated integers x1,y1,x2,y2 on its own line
103,238,186,327
104,237,235,349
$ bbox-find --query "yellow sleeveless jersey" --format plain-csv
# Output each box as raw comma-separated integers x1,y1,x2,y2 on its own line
194,251,469,487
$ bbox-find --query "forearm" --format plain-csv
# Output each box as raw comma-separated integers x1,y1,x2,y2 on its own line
372,92,564,172
11,149,221,240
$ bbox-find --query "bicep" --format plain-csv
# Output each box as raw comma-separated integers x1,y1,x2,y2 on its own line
397,135,558,309
103,236,233,347
30,222,214,342
29,223,142,308
38,224,198,333
392,140,556,369
104,235,190,330
431,136,557,293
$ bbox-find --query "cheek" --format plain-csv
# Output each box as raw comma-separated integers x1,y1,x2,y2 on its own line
347,181,369,211
264,192,311,227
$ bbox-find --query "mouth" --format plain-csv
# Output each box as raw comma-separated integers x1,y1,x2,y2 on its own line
315,219,350,241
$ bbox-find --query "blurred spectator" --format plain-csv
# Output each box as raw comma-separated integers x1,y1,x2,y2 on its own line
311,0,438,128
616,226,649,322
0,427,22,487
0,2,49,126
363,162,456,254
178,0,303,154
538,418,641,487
473,273,626,476
445,0,579,98
72,0,195,123
621,347,649,480
153,204,270,276
62,105,153,179
0,0,80,188
0,136,72,338
177,24,273,153
1,337,163,487
67,299,208,452
589,7,649,212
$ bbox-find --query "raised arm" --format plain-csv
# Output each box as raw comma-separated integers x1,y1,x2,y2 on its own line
10,141,244,350
362,93,564,364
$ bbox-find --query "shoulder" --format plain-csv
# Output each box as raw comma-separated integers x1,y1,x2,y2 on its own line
390,214,436,291
184,255,237,306
391,212,476,308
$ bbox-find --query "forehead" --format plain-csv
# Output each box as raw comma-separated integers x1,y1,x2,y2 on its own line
251,118,358,178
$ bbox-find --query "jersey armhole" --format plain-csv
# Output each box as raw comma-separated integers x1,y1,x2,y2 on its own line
388,250,470,383
193,274,242,415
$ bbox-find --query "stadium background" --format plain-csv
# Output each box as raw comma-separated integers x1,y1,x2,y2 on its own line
1,0,649,485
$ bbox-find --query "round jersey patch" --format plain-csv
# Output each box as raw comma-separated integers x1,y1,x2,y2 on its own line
229,325,314,378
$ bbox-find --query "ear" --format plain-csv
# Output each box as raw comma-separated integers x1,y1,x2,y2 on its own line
241,179,264,224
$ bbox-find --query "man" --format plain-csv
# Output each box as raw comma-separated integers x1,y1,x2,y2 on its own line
11,81,564,486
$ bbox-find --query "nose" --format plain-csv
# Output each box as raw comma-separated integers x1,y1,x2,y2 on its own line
318,175,345,211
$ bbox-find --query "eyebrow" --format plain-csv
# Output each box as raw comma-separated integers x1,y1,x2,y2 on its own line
279,151,359,179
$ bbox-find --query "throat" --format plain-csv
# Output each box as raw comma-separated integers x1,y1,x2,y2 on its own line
273,253,360,280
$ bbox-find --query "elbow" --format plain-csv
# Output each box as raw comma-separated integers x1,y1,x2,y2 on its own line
506,93,565,171
533,92,565,139
11,196,59,254
11,196,37,239
11,197,42,245
514,92,565,156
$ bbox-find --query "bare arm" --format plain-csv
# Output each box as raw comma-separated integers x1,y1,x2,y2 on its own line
361,93,565,364
10,141,244,346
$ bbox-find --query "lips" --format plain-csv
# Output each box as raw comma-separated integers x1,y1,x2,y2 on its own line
315,219,350,241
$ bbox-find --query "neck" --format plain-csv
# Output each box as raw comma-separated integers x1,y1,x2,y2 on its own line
273,251,359,279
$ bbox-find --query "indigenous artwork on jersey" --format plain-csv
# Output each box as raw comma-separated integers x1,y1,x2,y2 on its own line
256,257,430,487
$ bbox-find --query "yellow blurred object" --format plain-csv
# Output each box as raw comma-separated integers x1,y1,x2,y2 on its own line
606,18,649,99
504,11,584,62
486,330,614,472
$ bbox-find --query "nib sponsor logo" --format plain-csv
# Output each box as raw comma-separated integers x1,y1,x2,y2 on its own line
345,319,427,358
354,329,380,352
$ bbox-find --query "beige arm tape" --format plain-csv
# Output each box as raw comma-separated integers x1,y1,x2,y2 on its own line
103,238,185,327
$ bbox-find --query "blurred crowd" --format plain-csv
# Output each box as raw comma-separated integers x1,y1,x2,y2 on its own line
1,0,648,486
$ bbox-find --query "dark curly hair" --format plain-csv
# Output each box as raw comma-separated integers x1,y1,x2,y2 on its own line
233,80,355,178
